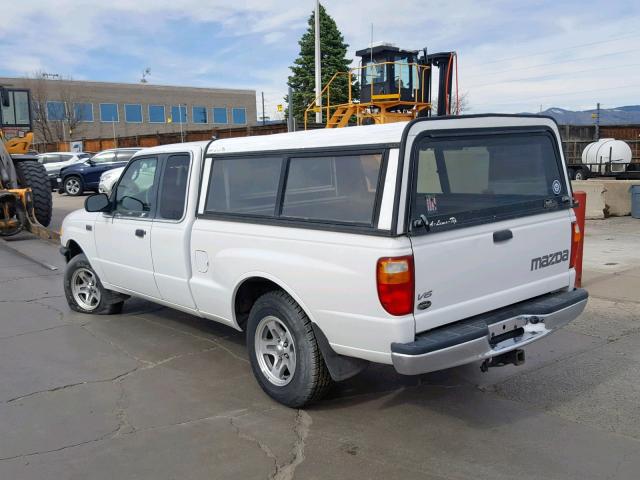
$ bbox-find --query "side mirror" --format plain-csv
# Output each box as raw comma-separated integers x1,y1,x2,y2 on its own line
85,193,111,212
0,87,10,108
84,159,94,166
121,196,144,212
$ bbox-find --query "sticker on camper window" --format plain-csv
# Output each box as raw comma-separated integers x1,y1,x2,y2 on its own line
425,196,438,213
552,179,561,195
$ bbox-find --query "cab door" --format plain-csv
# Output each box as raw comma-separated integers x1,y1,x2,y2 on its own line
94,155,162,299
150,152,196,309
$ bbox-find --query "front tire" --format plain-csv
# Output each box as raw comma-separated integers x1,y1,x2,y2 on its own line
64,176,83,196
247,291,332,407
14,161,53,226
64,254,124,314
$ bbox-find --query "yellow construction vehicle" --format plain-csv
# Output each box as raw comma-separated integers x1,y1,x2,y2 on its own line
0,86,52,237
305,44,458,128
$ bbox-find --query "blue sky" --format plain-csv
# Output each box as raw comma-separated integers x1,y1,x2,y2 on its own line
1,0,639,119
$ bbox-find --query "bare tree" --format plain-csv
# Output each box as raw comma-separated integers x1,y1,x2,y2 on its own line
432,91,470,116
451,92,470,115
25,73,83,147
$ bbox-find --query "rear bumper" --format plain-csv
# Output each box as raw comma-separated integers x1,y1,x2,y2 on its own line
391,289,588,375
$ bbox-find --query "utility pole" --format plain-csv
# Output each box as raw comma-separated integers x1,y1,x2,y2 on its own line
314,0,322,124
287,86,295,132
595,102,600,141
179,104,185,143
261,92,266,126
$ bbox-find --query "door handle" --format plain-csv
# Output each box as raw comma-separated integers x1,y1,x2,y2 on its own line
135,229,146,238
493,229,513,243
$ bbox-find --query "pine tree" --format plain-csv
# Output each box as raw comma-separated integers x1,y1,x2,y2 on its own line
286,4,357,125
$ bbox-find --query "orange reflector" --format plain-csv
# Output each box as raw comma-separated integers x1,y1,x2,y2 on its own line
570,222,581,268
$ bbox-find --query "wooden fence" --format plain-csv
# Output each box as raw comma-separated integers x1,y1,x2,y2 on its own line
39,123,290,153
37,122,640,164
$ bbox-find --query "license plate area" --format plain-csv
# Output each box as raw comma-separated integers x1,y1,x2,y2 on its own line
488,316,528,346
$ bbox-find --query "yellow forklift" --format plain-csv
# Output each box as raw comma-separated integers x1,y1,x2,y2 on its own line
305,44,458,128
0,86,52,236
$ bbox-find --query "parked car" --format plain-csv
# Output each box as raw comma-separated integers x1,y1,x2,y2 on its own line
98,166,125,196
58,148,142,196
38,152,91,190
60,116,588,407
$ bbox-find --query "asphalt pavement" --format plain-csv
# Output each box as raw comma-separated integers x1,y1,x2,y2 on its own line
49,193,86,233
0,217,639,479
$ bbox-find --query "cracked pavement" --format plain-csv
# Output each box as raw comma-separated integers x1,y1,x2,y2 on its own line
1,216,639,479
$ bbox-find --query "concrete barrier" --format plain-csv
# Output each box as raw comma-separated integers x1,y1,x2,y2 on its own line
572,179,640,219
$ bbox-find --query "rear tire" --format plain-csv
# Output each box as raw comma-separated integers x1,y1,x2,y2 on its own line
14,161,52,226
247,290,332,407
64,175,84,196
64,254,124,314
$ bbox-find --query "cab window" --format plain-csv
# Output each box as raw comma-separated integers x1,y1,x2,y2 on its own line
158,154,191,220
114,157,158,217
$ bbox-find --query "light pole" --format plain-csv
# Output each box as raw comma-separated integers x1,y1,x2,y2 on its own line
314,0,322,124
179,104,185,143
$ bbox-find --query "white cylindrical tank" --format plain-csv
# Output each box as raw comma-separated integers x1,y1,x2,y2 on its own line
581,138,632,174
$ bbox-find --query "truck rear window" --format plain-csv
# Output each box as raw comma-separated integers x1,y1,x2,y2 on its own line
410,132,568,233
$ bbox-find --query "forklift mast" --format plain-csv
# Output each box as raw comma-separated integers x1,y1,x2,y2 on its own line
421,51,457,116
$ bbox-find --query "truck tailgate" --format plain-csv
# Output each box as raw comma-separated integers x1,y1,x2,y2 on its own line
404,125,574,333
411,211,573,333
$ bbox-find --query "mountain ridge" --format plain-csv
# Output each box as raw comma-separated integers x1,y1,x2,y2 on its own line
522,105,640,125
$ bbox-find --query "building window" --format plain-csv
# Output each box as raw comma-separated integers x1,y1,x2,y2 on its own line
73,103,93,122
170,105,187,124
213,107,228,124
47,101,66,121
125,104,143,123
192,106,207,124
149,105,165,123
100,103,119,122
232,107,246,124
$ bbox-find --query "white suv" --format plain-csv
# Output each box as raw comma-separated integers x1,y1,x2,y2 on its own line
60,115,588,407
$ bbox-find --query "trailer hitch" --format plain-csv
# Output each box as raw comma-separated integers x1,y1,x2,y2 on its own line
480,349,525,373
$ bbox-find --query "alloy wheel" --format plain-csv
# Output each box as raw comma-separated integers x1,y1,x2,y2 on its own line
71,267,101,310
254,315,296,386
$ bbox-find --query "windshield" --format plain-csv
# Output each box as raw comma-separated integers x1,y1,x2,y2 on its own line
410,131,569,233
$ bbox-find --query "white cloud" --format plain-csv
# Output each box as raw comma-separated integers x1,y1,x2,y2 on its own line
1,0,639,116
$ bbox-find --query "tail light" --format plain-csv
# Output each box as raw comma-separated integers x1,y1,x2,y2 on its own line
569,221,581,268
376,256,414,316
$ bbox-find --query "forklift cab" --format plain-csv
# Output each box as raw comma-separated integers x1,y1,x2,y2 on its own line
356,44,422,103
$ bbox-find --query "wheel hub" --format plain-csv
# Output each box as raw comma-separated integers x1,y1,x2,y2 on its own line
254,316,296,386
70,267,101,311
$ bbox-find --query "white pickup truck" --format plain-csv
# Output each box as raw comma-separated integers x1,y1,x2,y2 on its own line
60,115,588,407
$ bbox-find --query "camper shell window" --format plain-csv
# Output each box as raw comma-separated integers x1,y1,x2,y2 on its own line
201,148,387,232
409,128,570,234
